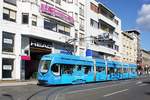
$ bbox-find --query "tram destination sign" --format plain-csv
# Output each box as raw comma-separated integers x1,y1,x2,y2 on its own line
30,38,53,49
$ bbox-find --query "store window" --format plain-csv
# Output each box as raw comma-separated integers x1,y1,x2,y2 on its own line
22,13,29,24
2,31,15,53
3,8,16,22
2,58,14,78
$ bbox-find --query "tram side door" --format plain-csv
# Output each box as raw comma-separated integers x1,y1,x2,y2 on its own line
72,65,85,84
61,64,74,84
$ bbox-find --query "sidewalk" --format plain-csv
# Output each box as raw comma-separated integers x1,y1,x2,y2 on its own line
0,80,38,87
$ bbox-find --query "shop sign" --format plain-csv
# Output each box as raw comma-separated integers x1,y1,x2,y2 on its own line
40,3,74,25
21,56,31,61
30,38,52,49
3,38,13,44
3,65,12,70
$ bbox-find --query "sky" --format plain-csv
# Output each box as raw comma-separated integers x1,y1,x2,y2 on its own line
98,0,150,51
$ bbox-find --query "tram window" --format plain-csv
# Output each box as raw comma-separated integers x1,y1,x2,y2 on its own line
51,64,60,76
77,65,81,71
131,68,136,73
114,68,117,73
61,64,75,74
118,68,122,73
107,68,114,74
128,68,131,72
84,66,91,74
39,60,51,73
96,67,105,72
123,68,128,73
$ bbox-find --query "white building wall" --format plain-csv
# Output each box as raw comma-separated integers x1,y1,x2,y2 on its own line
0,0,123,80
14,34,21,80
85,0,122,59
0,0,2,80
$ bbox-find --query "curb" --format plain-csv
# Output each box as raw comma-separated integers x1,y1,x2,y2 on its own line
0,81,38,87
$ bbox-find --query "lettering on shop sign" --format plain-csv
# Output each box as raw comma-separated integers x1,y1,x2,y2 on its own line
4,38,13,44
3,65,12,70
40,3,74,25
30,39,52,49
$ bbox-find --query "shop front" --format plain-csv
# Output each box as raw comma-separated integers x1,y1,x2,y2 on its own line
21,37,53,80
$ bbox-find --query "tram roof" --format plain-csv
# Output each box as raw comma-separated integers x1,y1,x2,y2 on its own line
42,53,93,62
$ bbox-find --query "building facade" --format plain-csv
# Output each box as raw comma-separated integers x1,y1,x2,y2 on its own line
0,0,136,81
120,30,140,64
0,0,78,80
85,0,122,60
140,49,150,74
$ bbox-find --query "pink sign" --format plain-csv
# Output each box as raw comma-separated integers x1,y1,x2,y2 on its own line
40,3,74,25
21,56,31,61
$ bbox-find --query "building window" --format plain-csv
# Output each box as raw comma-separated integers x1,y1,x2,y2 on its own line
3,8,16,22
32,14,37,26
114,32,119,38
79,3,84,17
2,31,15,53
4,0,16,5
79,33,84,46
68,0,73,3
90,19,99,28
79,18,84,31
114,45,119,51
22,13,29,24
114,19,119,25
2,58,14,78
75,13,78,22
90,3,98,13
55,0,61,5
57,24,70,36
62,0,66,2
44,19,70,36
44,19,57,31
68,12,73,17
75,30,78,39
75,0,78,5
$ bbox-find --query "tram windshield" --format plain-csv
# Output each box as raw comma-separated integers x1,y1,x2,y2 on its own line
39,60,51,73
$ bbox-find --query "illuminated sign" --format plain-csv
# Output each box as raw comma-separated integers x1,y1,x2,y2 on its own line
40,3,74,25
30,38,53,49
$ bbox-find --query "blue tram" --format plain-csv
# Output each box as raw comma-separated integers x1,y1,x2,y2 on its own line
38,53,137,85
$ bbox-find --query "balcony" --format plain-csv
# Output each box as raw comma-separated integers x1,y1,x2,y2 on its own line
88,44,117,56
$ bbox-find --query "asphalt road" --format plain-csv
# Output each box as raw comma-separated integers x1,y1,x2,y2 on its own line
0,76,150,100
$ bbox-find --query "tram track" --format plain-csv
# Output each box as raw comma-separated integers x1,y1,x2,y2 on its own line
24,77,149,100
26,86,64,100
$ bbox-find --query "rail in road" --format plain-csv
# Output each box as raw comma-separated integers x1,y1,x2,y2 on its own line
0,77,150,100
